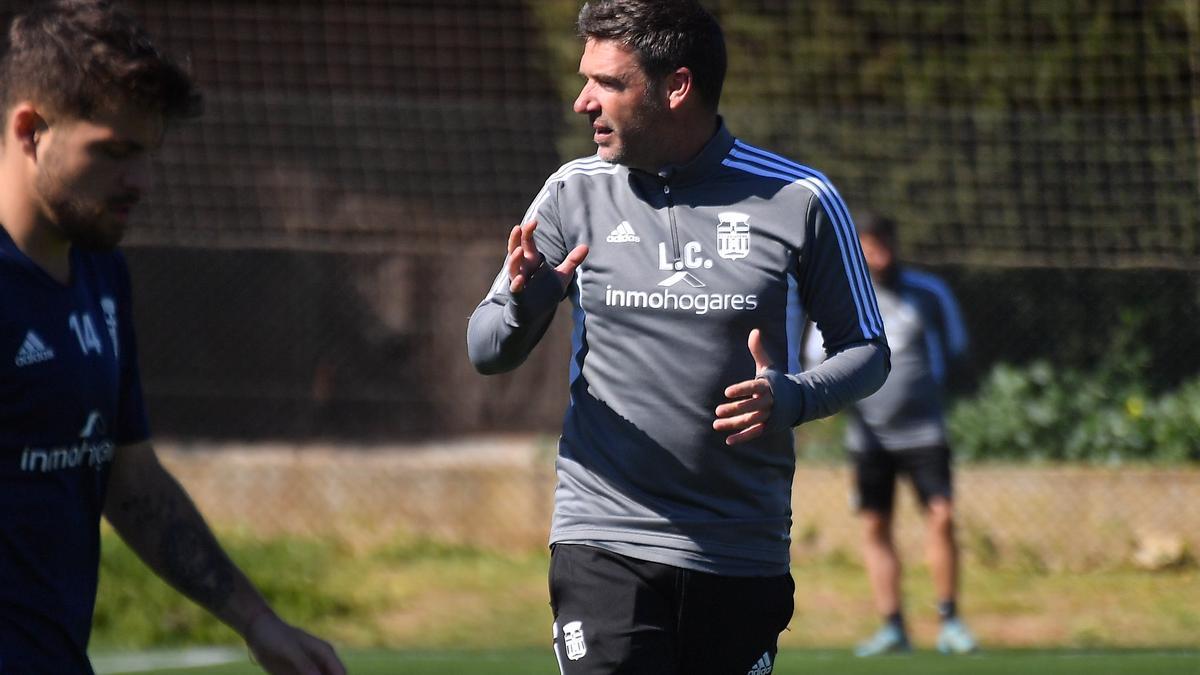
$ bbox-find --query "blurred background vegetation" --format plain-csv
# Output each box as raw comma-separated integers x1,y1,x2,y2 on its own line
538,0,1200,463
0,0,1176,655
0,0,1181,444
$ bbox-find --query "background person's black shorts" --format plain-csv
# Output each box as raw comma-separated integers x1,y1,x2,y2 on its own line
852,444,954,514
549,543,794,675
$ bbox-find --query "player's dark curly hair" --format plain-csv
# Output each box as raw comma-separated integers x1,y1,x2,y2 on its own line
577,0,726,112
0,0,201,122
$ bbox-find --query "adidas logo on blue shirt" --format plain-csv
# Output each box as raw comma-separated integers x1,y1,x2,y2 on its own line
14,330,55,367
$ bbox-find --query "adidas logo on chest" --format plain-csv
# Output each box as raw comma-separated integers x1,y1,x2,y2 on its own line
606,220,641,243
14,330,55,367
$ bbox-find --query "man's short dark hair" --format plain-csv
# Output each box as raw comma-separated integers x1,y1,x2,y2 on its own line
0,0,201,122
577,0,726,112
855,211,897,243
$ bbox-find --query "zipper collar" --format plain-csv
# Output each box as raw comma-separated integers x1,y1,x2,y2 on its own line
630,117,736,189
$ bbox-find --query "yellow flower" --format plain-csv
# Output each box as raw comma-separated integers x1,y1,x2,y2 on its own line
1125,396,1145,419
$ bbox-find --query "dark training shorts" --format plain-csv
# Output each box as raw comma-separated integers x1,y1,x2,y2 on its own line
549,543,793,675
852,444,954,514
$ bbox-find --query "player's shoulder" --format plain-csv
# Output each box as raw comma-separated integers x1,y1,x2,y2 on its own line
721,138,840,192
899,266,958,305
900,266,949,290
543,154,621,187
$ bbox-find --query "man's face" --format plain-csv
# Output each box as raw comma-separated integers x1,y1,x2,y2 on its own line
34,104,162,250
573,38,670,170
859,232,895,276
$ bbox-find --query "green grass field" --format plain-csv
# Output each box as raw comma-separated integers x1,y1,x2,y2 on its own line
91,530,1200,675
96,648,1200,675
92,533,1200,653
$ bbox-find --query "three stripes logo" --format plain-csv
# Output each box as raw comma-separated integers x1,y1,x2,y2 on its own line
14,330,55,367
746,651,773,675
606,220,640,244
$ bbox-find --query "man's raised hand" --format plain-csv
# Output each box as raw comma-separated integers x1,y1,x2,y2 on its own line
506,220,588,294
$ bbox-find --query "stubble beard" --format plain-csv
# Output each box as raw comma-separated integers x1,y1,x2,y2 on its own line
598,89,669,171
35,161,126,252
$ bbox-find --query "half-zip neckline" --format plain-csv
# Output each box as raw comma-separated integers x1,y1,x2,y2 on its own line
661,180,683,269
624,118,738,270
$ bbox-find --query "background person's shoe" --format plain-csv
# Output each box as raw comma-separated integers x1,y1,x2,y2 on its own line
854,624,911,656
936,618,979,654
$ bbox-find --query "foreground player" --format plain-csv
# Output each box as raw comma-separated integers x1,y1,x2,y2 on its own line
468,1,889,672
804,212,977,655
0,2,344,673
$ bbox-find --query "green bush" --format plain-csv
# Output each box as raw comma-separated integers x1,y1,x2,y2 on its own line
1145,378,1200,462
948,309,1200,464
948,362,1200,464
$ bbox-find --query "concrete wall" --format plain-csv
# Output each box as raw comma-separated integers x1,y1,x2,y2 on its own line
158,438,1200,571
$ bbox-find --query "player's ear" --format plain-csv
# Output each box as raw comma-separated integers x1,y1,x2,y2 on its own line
9,103,47,159
665,67,694,111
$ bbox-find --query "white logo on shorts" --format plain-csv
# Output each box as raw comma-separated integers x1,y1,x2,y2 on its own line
563,620,587,661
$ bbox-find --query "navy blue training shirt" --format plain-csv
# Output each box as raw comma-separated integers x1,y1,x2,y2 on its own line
0,226,149,674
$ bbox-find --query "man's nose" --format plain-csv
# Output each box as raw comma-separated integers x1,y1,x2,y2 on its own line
573,82,597,115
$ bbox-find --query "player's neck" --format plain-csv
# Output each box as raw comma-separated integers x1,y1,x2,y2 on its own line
0,209,72,284
662,114,719,170
0,152,70,281
631,114,719,175
0,170,71,282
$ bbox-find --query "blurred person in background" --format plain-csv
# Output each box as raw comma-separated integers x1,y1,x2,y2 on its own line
467,0,889,672
0,1,344,673
803,211,977,656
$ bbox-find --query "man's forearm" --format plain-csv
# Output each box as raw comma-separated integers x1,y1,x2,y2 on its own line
105,446,272,635
763,339,890,429
467,267,563,374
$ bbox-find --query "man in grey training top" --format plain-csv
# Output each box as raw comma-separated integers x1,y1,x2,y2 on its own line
467,1,888,672
804,212,977,656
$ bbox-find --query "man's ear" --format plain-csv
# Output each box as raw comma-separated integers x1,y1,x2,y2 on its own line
665,67,694,111
10,104,47,158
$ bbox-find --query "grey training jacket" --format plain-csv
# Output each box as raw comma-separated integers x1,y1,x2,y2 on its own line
468,121,889,576
805,266,968,452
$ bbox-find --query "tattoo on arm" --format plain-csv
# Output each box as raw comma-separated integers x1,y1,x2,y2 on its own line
159,522,236,611
113,493,158,529
113,486,237,614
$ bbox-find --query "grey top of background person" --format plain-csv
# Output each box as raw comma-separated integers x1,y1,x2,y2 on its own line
804,214,969,452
